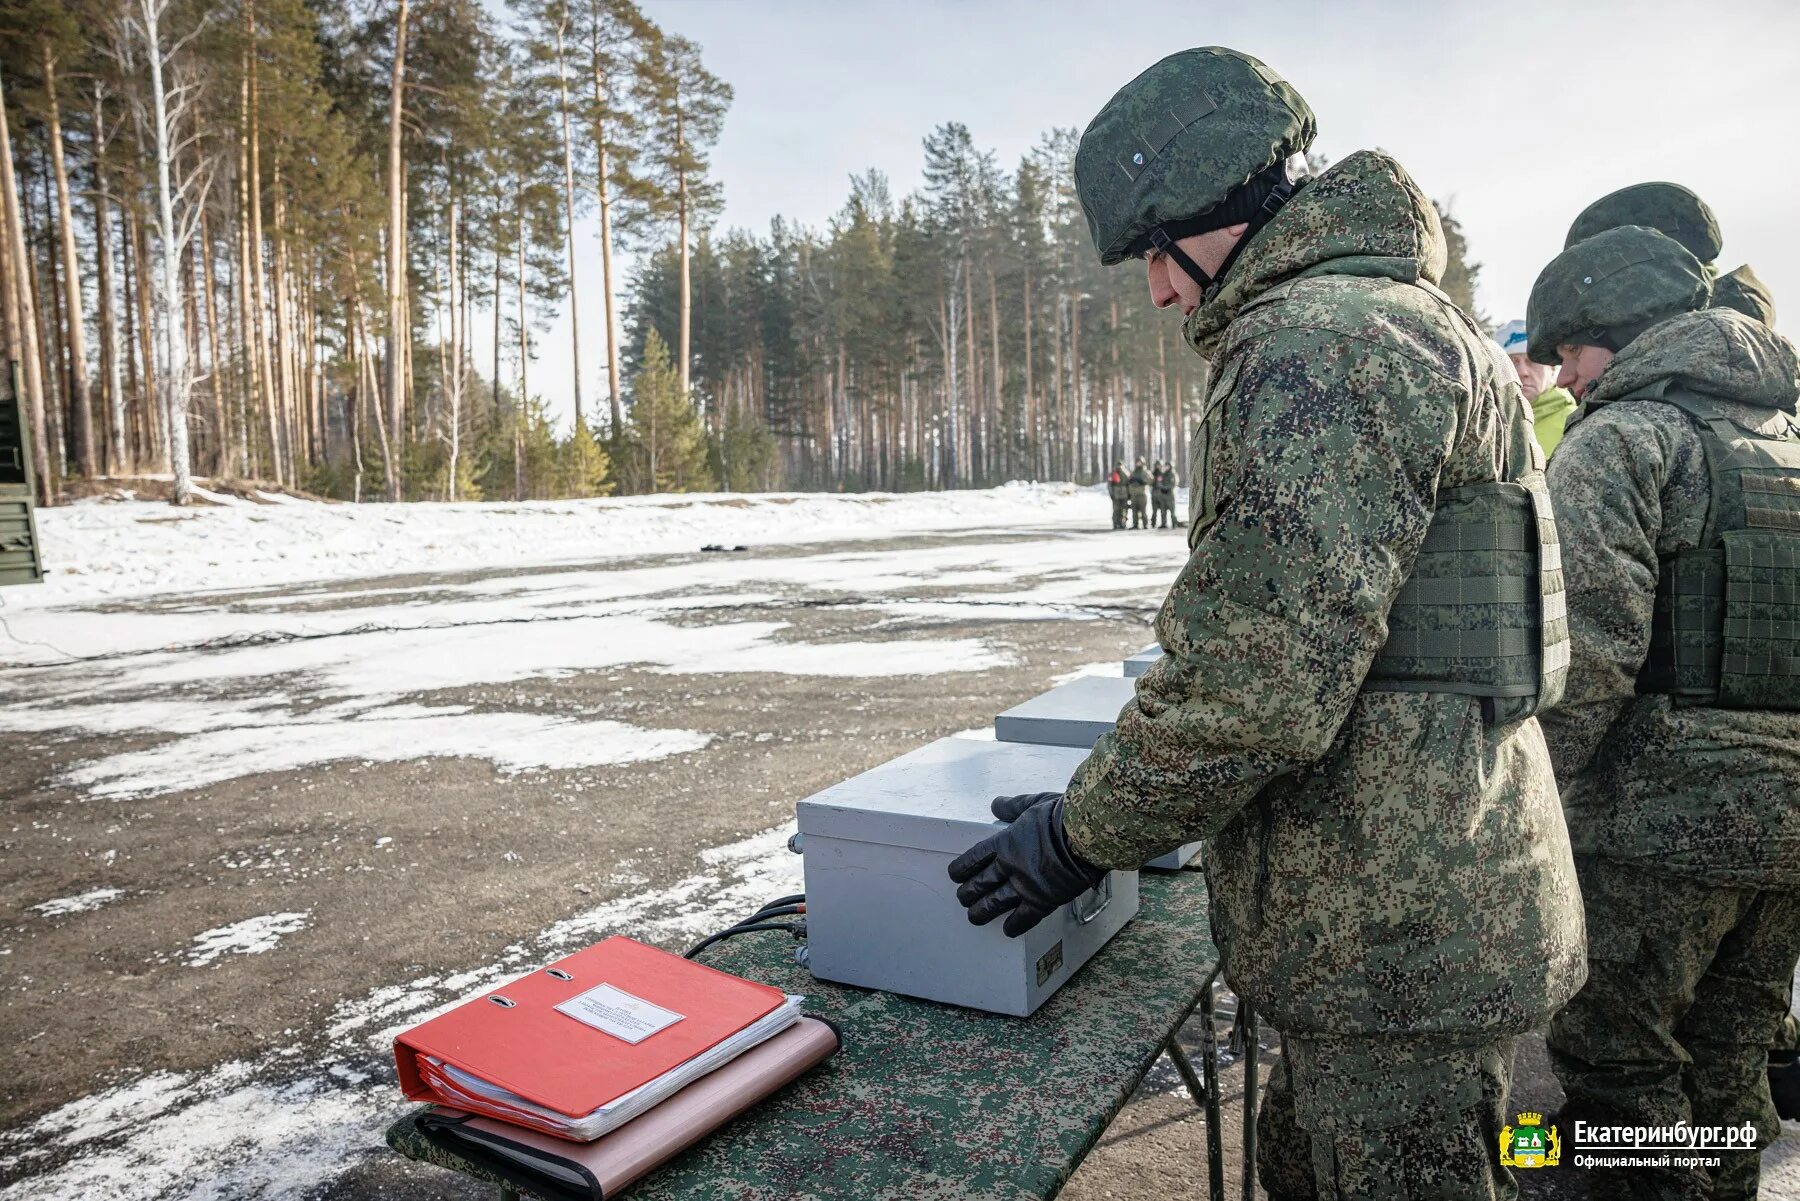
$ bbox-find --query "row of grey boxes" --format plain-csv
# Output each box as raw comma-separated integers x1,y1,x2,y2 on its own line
795,645,1199,1016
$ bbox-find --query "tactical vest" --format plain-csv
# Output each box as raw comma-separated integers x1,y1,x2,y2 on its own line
1638,393,1800,709
1214,277,1569,722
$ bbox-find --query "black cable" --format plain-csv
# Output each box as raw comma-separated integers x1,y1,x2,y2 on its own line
750,894,804,916
682,920,804,960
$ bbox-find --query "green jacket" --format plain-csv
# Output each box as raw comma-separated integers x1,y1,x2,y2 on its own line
1532,386,1577,458
1062,150,1585,1040
1541,308,1800,888
1107,471,1129,501
1127,467,1151,500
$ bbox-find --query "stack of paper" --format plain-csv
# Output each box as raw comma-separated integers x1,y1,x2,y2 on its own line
414,994,804,1139
395,936,803,1141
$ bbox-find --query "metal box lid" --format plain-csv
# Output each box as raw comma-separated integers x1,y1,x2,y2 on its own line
796,736,1090,856
995,674,1138,748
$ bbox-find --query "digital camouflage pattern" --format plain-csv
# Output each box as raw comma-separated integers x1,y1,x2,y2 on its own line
388,872,1215,1201
1525,225,1711,366
1713,263,1777,326
1564,180,1723,266
1259,1034,1516,1200
1548,856,1800,1201
1540,308,1800,887
1061,149,1585,1052
1074,47,1315,265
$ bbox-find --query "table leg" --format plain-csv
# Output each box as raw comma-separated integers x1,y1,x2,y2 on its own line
1198,975,1225,1201
1239,1002,1258,1201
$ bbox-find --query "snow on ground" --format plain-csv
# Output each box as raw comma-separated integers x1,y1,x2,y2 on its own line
1,486,1180,802
181,913,313,968
13,482,1118,608
0,826,803,1201
28,888,126,918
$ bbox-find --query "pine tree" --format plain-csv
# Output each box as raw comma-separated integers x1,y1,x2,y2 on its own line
628,32,727,400
1434,199,1489,333
624,326,709,492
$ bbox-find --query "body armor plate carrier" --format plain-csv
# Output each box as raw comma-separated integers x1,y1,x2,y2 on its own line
1639,393,1800,709
1364,477,1569,722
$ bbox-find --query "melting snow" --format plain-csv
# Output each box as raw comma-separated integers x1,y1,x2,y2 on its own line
29,888,126,917
183,913,313,967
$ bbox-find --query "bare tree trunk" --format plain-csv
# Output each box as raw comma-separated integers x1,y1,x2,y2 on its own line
444,188,462,500
137,0,199,504
27,159,70,484
589,29,622,435
553,13,583,430
676,111,690,398
92,96,127,475
384,0,409,500
41,41,97,480
0,76,53,504
199,209,225,474
247,23,281,484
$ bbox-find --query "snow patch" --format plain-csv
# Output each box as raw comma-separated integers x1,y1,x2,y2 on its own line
29,888,126,917
182,912,312,967
53,706,712,800
0,825,801,1200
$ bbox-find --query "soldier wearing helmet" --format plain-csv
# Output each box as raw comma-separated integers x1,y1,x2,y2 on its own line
1566,179,1781,332
948,48,1582,1200
1530,227,1800,1200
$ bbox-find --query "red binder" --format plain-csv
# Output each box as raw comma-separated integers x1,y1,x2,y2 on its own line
395,936,788,1121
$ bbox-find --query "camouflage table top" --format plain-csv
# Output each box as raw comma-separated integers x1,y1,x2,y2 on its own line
386,869,1215,1201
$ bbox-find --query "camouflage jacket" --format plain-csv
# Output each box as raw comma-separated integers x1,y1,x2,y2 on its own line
1127,468,1151,499
1540,309,1800,887
1107,472,1129,501
1062,150,1585,1039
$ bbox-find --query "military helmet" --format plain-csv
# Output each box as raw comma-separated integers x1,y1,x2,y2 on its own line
1564,182,1722,265
1074,48,1316,267
1712,264,1776,326
1526,225,1712,365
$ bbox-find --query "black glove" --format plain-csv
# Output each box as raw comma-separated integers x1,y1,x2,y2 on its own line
988,791,1062,822
947,794,1107,937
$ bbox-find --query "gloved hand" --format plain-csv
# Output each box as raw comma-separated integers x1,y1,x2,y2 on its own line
989,791,1062,822
947,794,1106,937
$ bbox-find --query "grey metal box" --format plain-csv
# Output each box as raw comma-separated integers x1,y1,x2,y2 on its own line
995,674,1138,749
1124,645,1160,678
995,675,1200,872
796,737,1138,1016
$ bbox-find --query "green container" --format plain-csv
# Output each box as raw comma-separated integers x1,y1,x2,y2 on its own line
0,358,43,586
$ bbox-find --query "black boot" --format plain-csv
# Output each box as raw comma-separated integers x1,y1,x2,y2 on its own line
1772,1053,1800,1121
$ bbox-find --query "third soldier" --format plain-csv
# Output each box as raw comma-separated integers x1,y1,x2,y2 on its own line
1531,225,1800,1200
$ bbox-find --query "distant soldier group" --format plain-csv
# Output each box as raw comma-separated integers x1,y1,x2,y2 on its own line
954,43,1800,1201
1104,457,1180,530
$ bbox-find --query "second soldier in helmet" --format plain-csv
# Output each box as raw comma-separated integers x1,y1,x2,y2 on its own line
948,47,1582,1200
1534,191,1800,1198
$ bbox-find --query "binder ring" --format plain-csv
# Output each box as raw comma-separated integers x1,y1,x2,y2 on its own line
488,995,517,1008
545,969,573,981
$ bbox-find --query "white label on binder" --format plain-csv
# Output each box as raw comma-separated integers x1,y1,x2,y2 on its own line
554,983,685,1044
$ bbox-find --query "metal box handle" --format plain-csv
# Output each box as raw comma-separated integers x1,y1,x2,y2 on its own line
1071,873,1114,925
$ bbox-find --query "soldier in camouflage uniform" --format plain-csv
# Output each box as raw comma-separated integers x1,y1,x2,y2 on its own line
1107,461,1130,529
1151,460,1178,527
1529,226,1800,1200
1127,458,1152,528
947,48,1583,1200
1564,186,1800,1125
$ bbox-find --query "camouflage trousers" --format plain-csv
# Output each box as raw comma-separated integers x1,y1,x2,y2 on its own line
1255,1032,1517,1200
1547,855,1800,1201
1130,498,1148,528
1111,498,1127,529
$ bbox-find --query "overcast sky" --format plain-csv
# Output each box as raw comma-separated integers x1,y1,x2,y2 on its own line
511,0,1800,430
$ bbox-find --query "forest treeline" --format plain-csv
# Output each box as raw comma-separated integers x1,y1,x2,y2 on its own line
0,0,1484,505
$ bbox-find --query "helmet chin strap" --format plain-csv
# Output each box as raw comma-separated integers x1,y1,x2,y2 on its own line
1148,178,1297,304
